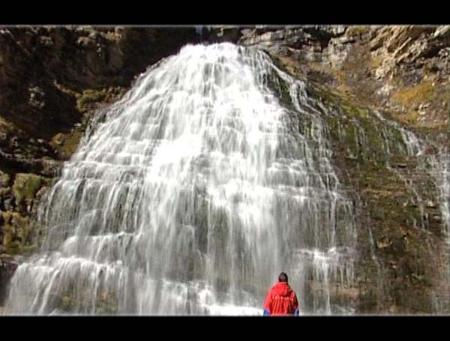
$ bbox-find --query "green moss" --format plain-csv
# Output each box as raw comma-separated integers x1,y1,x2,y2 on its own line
390,81,436,125
61,296,75,312
55,290,119,314
76,87,126,113
0,170,11,187
392,81,435,107
96,293,119,314
61,130,83,159
1,211,32,255
50,128,84,160
76,89,108,113
345,26,370,37
12,173,43,206
341,102,370,119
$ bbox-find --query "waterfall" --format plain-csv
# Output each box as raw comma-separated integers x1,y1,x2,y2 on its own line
371,109,450,313
430,148,450,313
438,152,450,236
4,43,356,315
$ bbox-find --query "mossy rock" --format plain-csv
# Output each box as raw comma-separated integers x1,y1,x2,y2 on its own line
60,295,77,312
96,294,119,314
76,87,126,113
51,130,84,160
77,89,107,113
51,133,65,146
12,173,43,206
0,171,11,187
391,81,435,108
1,211,33,255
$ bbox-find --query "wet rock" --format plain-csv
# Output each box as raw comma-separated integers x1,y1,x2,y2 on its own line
432,214,442,223
376,237,392,249
0,253,19,304
40,158,61,177
3,198,13,211
426,200,437,208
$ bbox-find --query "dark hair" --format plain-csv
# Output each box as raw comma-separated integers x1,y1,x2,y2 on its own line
278,272,288,282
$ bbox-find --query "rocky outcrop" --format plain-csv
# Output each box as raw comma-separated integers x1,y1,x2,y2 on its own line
238,25,449,131
0,26,198,304
0,27,199,141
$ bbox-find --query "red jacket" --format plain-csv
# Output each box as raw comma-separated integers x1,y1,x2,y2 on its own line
263,281,299,316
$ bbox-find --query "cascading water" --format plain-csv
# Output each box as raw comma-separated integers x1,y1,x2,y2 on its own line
366,109,450,313
430,148,450,313
371,110,429,229
437,151,450,237
4,43,356,315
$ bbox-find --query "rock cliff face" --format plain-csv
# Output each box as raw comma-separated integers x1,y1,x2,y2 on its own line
0,26,448,313
238,26,449,130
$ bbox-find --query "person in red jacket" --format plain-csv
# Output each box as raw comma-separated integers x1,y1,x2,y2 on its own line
263,272,299,316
